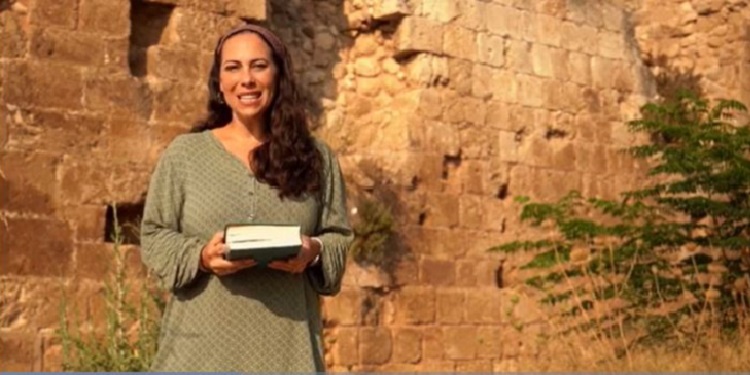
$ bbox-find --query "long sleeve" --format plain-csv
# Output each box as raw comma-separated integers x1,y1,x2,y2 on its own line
306,143,353,296
140,138,206,292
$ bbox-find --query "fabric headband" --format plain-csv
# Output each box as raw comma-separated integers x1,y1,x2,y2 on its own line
214,23,289,62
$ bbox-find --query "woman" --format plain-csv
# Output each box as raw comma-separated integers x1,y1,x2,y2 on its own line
140,23,353,372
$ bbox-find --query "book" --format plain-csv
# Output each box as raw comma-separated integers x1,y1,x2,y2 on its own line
223,224,301,266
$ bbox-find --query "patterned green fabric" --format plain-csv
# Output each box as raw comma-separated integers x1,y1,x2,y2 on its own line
140,131,353,372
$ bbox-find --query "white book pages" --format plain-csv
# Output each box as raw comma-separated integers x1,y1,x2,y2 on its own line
225,225,301,250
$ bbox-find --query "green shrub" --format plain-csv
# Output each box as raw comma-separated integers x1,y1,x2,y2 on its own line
491,92,750,346
58,206,163,371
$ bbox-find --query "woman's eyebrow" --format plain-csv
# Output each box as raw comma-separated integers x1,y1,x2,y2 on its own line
222,58,270,65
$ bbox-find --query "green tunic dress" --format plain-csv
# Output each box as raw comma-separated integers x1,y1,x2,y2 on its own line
140,131,353,372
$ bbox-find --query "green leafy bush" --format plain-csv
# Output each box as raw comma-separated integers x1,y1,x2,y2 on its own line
491,92,750,346
58,207,163,371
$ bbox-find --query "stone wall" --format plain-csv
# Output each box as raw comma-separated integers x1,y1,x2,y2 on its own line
317,0,655,371
1,0,747,371
0,0,265,370
631,0,750,106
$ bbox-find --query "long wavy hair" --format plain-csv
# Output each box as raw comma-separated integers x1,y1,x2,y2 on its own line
193,24,323,199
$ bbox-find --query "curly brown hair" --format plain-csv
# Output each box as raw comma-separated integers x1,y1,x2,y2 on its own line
192,24,323,199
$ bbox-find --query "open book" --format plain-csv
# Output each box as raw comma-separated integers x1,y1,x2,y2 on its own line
223,224,301,265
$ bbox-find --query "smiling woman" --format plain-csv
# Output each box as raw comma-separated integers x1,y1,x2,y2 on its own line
138,23,353,372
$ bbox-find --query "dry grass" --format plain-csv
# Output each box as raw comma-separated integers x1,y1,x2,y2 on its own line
522,333,750,372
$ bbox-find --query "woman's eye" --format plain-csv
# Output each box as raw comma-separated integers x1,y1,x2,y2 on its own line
252,63,269,70
224,65,239,71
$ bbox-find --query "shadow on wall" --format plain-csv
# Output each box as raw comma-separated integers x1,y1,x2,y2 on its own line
266,0,353,129
642,53,703,103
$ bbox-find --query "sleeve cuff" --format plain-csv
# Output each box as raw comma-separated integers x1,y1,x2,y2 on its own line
310,237,324,266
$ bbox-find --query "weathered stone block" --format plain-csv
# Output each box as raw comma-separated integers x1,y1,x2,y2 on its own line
456,0,486,31
516,74,544,107
0,10,28,58
395,16,443,56
171,8,221,50
152,80,207,123
471,64,493,99
561,22,596,53
226,0,267,20
598,31,624,59
531,43,554,78
551,143,576,171
447,58,473,96
542,79,567,111
83,72,151,118
533,0,566,17
421,0,458,23
354,56,381,77
0,332,34,371
59,161,109,205
394,286,435,324
30,0,77,29
355,77,381,97
459,159,485,194
443,25,477,61
108,114,151,164
436,288,464,323
506,39,532,74
374,0,411,21
331,327,358,366
79,0,131,36
1,61,83,110
422,327,444,361
63,205,107,242
0,217,73,276
106,164,154,205
489,69,518,104
423,120,460,156
536,13,563,47
567,51,591,85
392,328,422,363
359,327,392,365
486,4,521,37
392,258,418,286
420,361,457,371
420,258,456,286
459,195,482,228
75,243,112,280
0,150,61,214
477,326,503,359
465,288,502,323
478,33,504,67
146,46,203,82
423,193,459,228
323,288,363,326
601,2,625,32
443,326,478,360
591,56,616,89
30,28,107,66
456,360,493,372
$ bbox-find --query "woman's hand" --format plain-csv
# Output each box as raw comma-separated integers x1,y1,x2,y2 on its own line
268,235,321,274
200,232,256,276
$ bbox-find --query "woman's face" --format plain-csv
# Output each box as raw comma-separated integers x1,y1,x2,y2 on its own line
218,32,276,125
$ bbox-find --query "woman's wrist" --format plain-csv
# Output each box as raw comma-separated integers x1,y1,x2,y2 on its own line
199,245,210,272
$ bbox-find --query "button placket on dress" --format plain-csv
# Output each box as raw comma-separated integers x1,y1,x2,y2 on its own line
247,174,256,222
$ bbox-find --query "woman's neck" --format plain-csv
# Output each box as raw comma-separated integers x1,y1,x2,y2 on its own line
225,116,266,144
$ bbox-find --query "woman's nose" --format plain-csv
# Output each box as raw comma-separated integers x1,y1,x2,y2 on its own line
240,68,256,86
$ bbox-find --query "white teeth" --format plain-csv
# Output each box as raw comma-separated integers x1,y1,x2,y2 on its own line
239,94,261,100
